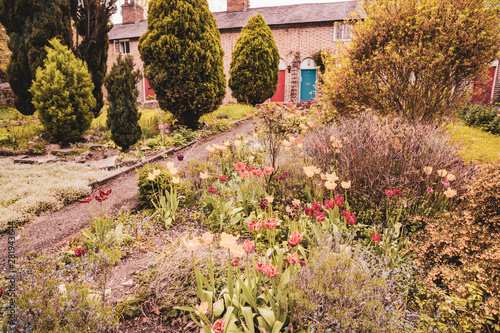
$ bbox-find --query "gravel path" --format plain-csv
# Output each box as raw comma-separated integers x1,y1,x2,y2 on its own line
0,118,257,271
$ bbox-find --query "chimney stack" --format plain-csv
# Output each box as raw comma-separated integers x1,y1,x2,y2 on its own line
227,0,249,12
122,0,144,24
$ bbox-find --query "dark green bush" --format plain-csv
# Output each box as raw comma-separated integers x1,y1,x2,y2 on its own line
104,54,142,150
138,0,225,129
229,14,279,105
458,103,500,135
29,38,95,141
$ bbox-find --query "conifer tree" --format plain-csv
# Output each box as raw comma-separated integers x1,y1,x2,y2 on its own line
0,24,9,81
229,14,280,106
70,0,117,117
104,54,142,151
29,38,95,141
0,0,71,115
138,0,225,129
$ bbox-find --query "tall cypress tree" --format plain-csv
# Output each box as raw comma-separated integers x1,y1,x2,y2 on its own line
229,14,279,106
70,0,117,117
104,54,142,151
0,0,71,115
139,0,225,129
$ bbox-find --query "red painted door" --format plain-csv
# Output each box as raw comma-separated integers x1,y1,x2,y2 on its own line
144,78,155,100
471,67,496,104
270,70,285,102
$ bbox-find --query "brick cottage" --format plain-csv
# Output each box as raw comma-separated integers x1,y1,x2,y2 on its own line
108,0,359,105
108,0,500,106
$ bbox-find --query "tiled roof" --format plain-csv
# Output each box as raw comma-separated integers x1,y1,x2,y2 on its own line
213,1,359,30
108,1,359,41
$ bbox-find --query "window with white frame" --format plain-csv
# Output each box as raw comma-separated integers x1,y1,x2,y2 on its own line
114,40,131,54
334,23,353,41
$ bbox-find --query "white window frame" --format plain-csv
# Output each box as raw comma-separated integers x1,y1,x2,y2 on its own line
334,23,353,41
114,39,131,54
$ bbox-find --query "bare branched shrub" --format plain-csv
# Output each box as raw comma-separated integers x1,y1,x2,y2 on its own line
303,112,477,221
289,233,409,332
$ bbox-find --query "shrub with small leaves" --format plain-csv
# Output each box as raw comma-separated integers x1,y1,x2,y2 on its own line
29,38,95,141
458,103,500,135
413,164,500,332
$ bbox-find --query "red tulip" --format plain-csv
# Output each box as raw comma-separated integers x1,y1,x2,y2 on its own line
304,207,314,217
212,319,225,333
231,259,239,266
334,195,344,206
256,262,266,273
287,230,303,247
208,187,218,194
324,200,335,210
315,211,326,223
346,213,356,226
218,175,228,182
371,233,381,243
77,195,92,203
264,218,277,230
242,240,255,252
264,264,278,278
312,202,322,212
288,252,300,265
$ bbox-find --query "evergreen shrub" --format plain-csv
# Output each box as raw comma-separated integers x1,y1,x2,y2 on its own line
29,38,95,141
104,54,142,150
138,0,225,129
229,14,279,105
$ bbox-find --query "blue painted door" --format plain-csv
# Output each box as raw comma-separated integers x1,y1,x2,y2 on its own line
300,69,317,101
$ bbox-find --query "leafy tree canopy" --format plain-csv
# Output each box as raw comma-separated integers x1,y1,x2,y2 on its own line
322,0,500,122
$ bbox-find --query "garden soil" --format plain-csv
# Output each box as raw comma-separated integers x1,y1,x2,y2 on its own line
0,119,257,274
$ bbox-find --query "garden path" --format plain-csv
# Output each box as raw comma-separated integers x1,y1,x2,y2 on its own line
0,118,258,272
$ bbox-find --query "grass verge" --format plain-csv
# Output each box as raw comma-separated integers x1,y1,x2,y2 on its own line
448,121,500,164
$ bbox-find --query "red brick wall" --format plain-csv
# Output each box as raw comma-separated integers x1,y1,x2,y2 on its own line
122,2,144,24
107,22,342,105
106,38,146,105
221,22,338,103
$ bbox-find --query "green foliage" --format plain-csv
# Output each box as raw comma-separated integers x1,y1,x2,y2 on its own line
0,23,9,81
228,14,279,106
29,38,95,141
104,54,142,150
458,103,500,135
70,0,117,117
0,0,72,115
139,0,225,129
137,163,197,210
322,0,500,122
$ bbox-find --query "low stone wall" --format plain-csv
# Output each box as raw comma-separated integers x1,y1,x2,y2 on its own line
0,82,14,105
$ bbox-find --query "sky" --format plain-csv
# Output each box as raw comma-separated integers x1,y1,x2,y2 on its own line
112,0,347,23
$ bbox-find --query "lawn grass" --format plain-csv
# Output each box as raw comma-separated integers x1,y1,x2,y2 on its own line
449,120,500,164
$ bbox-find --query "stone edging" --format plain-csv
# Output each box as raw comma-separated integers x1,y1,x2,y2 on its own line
88,115,253,190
